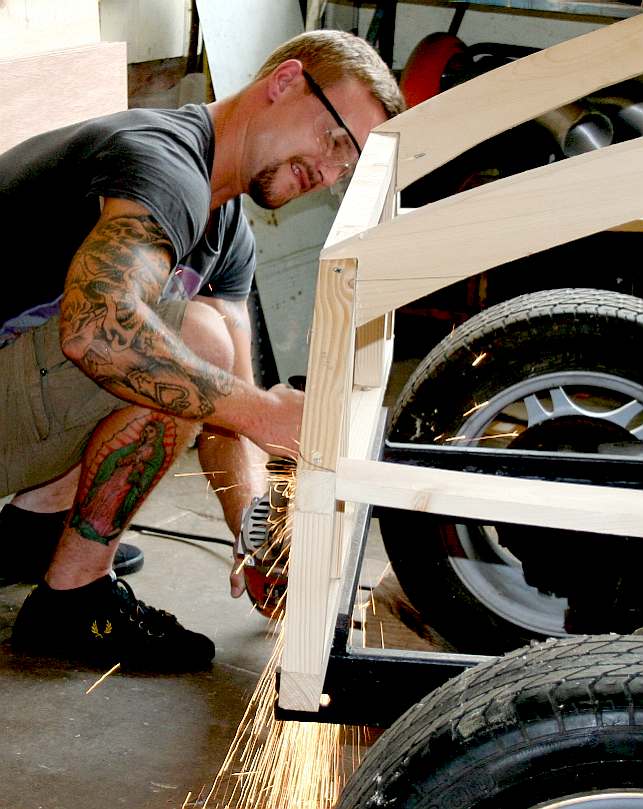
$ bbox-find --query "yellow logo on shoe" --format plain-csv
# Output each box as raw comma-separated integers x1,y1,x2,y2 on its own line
91,620,113,639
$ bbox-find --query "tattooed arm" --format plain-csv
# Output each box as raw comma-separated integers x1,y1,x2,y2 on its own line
60,198,302,455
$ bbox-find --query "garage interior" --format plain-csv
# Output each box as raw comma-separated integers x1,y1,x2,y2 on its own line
2,1,643,807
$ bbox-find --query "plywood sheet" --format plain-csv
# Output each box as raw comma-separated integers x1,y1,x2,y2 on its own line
1,42,127,156
0,0,100,59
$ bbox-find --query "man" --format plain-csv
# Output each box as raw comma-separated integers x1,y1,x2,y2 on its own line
0,29,404,671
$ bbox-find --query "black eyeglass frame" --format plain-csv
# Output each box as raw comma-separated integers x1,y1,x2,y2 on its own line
302,69,362,159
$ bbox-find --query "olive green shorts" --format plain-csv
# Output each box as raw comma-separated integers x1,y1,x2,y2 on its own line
0,302,186,497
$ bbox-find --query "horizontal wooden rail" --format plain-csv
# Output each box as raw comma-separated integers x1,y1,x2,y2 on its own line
336,458,643,537
322,136,643,326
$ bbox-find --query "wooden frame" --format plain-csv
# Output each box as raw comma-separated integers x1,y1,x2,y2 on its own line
279,14,643,712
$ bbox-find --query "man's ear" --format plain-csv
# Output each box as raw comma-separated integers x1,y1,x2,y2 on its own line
267,59,304,102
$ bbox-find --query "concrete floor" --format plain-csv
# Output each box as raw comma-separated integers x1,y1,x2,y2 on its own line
0,448,278,808
0,63,430,809
0,359,421,809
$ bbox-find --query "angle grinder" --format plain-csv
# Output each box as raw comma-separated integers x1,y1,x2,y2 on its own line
238,458,296,619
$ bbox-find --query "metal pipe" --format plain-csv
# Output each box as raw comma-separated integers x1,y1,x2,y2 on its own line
535,102,614,157
587,81,643,135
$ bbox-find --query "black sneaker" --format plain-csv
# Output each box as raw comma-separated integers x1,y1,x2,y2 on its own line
11,574,215,672
0,505,144,585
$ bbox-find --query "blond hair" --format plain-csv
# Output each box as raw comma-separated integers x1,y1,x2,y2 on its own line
256,29,405,119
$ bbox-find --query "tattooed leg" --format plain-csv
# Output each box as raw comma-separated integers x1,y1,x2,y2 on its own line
45,406,198,590
44,299,234,589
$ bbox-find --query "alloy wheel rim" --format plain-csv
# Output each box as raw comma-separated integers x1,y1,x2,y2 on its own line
446,370,643,635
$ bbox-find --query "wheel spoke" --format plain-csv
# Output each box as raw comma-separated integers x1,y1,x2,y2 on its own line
550,386,582,416
600,398,643,429
523,387,643,432
524,393,551,427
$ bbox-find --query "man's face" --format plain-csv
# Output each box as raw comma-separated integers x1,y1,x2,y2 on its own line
248,75,387,210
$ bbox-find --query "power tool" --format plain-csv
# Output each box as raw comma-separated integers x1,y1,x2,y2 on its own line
238,458,295,619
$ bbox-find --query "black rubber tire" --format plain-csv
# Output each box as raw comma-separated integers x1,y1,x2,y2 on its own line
380,288,643,654
336,635,643,809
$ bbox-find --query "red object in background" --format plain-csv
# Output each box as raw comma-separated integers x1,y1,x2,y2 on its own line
400,32,468,108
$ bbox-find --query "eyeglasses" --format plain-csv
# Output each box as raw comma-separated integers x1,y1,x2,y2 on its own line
302,70,362,180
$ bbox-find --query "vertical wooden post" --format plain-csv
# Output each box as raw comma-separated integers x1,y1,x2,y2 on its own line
279,258,357,711
352,148,398,390
354,316,389,389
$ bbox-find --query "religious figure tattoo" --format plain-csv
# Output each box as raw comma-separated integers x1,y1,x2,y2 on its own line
71,416,175,544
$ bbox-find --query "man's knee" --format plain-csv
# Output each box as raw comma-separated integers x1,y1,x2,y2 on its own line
181,301,235,372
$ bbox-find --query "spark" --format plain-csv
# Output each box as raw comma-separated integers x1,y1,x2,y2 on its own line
191,459,370,808
445,431,519,443
85,662,121,694
462,400,489,417
173,470,219,478
211,484,243,495
474,431,520,442
199,624,370,809
472,351,487,367
265,437,300,454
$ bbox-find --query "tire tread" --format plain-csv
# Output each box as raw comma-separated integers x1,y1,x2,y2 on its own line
337,635,643,808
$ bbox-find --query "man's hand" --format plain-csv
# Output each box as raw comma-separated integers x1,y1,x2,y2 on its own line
250,383,304,459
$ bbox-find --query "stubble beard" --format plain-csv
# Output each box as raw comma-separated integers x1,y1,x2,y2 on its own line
248,161,285,210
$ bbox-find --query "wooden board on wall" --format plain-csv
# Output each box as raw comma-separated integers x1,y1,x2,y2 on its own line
0,0,100,60
0,42,128,156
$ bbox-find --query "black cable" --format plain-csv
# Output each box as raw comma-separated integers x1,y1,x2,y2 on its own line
128,523,234,547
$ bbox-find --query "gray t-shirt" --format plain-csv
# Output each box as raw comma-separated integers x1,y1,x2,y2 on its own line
0,103,255,344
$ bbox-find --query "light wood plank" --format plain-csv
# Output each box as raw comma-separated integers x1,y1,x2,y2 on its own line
323,132,397,250
324,136,643,326
354,316,389,389
376,14,643,191
279,505,342,711
297,259,357,473
280,259,357,710
336,459,643,537
1,42,127,155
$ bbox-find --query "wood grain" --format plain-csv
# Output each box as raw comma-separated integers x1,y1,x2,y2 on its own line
1,42,127,156
376,14,643,191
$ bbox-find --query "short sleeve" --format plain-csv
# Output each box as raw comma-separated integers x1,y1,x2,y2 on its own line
200,198,256,301
88,128,212,263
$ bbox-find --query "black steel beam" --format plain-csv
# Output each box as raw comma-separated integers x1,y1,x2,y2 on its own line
275,648,491,728
382,441,643,489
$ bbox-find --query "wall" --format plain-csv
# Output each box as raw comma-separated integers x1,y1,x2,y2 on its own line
99,0,190,63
